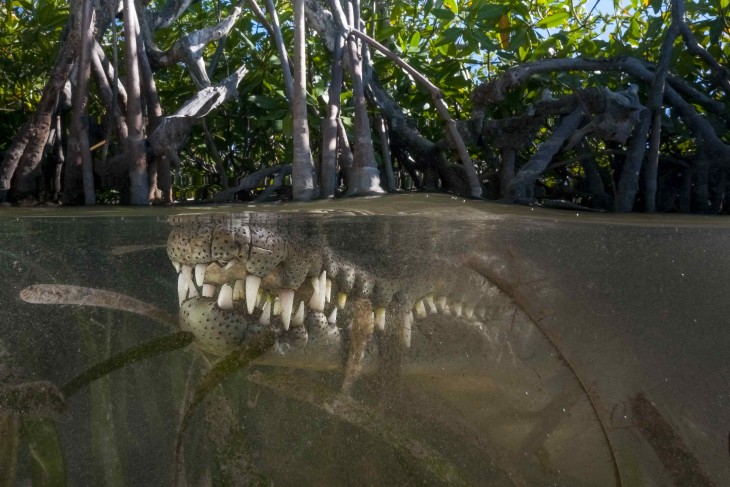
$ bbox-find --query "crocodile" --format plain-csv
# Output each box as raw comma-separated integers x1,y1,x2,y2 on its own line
166,212,530,388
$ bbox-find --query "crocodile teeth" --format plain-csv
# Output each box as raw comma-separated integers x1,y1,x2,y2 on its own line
259,299,271,326
188,284,199,298
233,279,244,300
338,292,348,309
326,278,332,303
292,301,305,327
280,288,295,330
224,261,235,270
375,307,386,331
414,299,427,318
309,271,327,312
181,264,193,284
194,263,206,287
309,276,322,312
425,294,437,314
328,307,338,325
464,305,474,319
273,296,281,316
436,296,447,312
202,284,216,298
319,271,327,306
177,273,189,305
402,311,413,348
453,302,463,317
218,284,233,310
173,261,181,273
245,275,261,314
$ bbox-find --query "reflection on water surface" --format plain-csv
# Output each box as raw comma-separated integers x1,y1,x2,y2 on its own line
1,194,727,486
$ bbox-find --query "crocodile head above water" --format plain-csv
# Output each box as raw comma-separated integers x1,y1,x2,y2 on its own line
167,214,508,360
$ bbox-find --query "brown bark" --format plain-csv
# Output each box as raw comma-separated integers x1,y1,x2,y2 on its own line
64,0,97,205
291,0,316,200
123,0,149,205
506,109,585,199
91,42,128,141
348,29,482,197
617,11,679,212
345,0,382,195
320,31,345,198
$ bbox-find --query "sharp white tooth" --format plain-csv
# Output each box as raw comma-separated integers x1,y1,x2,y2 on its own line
233,279,244,300
259,299,271,326
188,284,199,298
309,277,322,311
453,302,463,317
177,273,189,304
217,284,233,310
292,301,305,327
309,271,327,312
442,303,452,315
337,292,348,309
181,265,193,283
173,261,181,273
319,270,327,301
245,275,261,314
328,307,338,325
436,296,447,312
403,312,413,348
464,305,474,319
414,299,427,318
202,284,216,297
280,288,295,330
375,307,386,331
194,263,206,287
273,296,281,316
425,294,437,314
224,261,235,270
326,278,332,303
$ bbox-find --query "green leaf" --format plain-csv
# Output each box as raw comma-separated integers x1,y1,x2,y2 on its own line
443,0,458,15
434,26,462,46
475,4,508,23
537,11,570,28
248,95,285,110
409,32,421,50
430,8,455,20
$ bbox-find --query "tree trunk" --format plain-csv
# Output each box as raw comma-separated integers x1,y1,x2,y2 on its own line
507,109,584,198
320,33,344,198
123,0,149,205
346,0,382,195
375,114,396,192
500,148,515,198
64,0,97,205
617,18,679,212
291,0,316,201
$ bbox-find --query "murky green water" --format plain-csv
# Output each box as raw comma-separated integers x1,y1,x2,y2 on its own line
1,194,728,486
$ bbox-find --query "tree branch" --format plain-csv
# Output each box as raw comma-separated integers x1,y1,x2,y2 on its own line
348,29,482,197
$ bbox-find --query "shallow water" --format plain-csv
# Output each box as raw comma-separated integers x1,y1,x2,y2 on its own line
1,194,728,486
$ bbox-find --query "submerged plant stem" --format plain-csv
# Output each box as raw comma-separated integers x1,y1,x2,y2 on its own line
61,331,194,398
